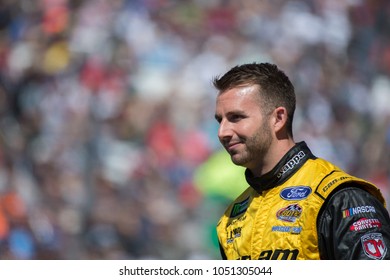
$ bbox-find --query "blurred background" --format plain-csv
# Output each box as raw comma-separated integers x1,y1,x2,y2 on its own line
0,0,389,259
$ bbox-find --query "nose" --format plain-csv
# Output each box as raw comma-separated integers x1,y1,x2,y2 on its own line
218,119,233,142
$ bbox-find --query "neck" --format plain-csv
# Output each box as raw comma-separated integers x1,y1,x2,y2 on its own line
245,141,315,193
250,138,296,177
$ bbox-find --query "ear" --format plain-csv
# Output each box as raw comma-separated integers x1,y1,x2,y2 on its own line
272,106,288,134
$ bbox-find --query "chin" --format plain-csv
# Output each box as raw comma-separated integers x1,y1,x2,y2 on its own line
231,157,247,167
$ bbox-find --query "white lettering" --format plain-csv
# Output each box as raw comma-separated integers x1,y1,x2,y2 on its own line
351,206,376,215
277,151,306,178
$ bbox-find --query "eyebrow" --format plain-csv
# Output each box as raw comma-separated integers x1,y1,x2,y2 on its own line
214,110,247,121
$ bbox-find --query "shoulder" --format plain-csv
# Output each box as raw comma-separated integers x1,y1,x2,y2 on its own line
308,158,385,205
317,183,390,260
320,183,388,218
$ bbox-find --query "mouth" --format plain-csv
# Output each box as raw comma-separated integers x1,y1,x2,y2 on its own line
226,142,242,153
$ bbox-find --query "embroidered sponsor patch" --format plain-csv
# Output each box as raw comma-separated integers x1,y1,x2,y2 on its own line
342,205,376,218
321,176,351,193
361,232,387,259
230,197,250,217
227,227,242,244
280,186,312,201
276,203,302,223
272,226,302,234
350,218,382,232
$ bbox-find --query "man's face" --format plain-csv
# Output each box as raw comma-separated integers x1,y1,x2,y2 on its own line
215,85,273,170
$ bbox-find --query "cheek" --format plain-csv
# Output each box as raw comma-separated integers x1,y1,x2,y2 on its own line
236,123,262,140
234,115,267,138
251,120,272,141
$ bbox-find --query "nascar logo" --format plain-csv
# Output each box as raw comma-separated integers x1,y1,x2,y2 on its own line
342,205,376,218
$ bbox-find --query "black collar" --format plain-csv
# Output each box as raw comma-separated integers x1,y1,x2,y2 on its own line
245,141,316,194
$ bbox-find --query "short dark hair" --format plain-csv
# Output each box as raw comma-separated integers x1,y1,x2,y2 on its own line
212,62,296,136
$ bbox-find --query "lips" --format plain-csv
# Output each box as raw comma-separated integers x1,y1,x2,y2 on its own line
226,142,241,152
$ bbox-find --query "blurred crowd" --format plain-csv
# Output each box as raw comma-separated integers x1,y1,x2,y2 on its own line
0,0,390,259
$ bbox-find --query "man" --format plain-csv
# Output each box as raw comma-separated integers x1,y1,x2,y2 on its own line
213,62,390,260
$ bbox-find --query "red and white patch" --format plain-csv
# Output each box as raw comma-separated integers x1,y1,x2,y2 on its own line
361,233,387,260
350,218,382,232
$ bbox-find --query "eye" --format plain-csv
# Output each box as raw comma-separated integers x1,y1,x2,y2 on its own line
229,114,244,122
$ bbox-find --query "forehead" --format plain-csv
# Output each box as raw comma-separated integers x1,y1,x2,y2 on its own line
216,85,260,110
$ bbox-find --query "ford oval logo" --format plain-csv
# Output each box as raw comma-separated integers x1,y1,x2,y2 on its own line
280,186,312,201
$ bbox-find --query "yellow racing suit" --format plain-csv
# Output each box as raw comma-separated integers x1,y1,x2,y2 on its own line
216,142,390,260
